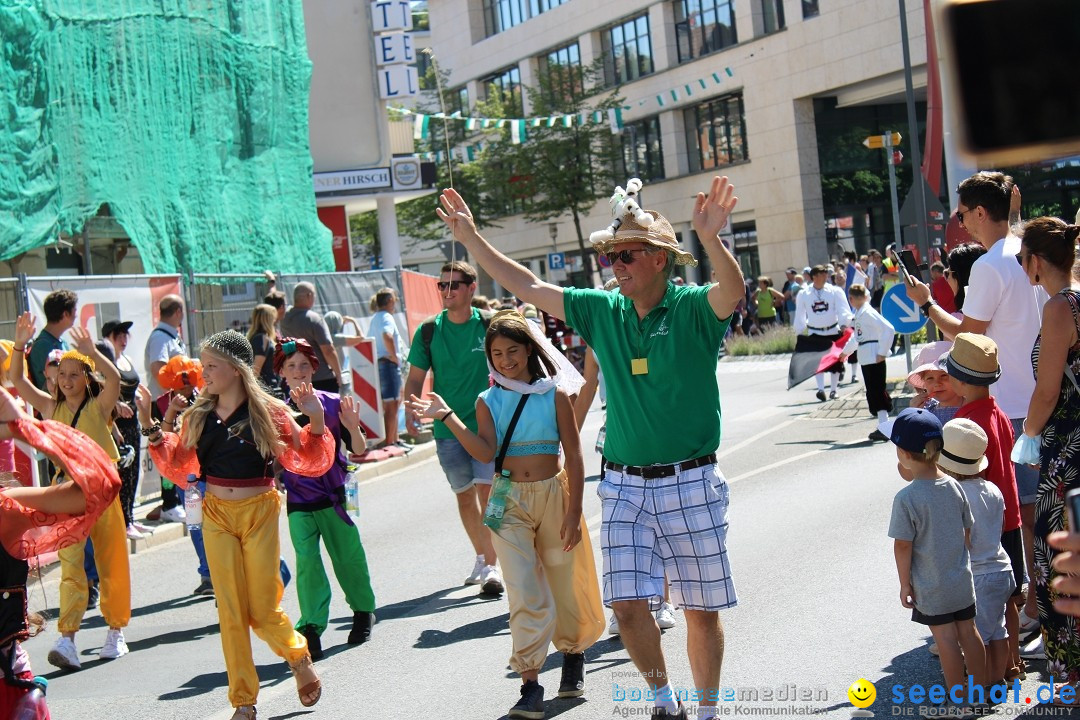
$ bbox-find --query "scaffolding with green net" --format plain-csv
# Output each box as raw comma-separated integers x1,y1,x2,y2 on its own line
0,0,332,273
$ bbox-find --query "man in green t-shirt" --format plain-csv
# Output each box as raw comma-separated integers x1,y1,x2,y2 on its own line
434,176,745,720
404,261,502,596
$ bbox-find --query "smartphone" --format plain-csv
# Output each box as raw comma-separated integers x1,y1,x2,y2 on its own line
1068,488,1080,532
889,248,915,285
941,0,1080,165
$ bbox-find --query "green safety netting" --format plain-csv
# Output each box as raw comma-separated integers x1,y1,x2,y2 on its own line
0,0,332,273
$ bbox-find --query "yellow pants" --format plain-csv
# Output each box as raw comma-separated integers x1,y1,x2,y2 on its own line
489,472,605,674
57,496,130,632
203,490,308,708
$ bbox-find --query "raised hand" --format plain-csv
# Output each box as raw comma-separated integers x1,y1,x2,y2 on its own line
435,188,479,242
14,313,36,348
116,402,134,419
135,384,153,426
0,386,29,425
69,326,94,356
406,392,449,420
291,382,324,421
340,394,362,430
168,393,189,416
692,176,738,241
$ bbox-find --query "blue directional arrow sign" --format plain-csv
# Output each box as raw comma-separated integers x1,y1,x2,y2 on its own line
881,284,927,335
547,252,565,270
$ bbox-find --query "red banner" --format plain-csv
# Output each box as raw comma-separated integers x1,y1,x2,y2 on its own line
318,205,351,272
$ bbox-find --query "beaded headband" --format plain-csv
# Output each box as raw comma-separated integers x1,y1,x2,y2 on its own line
201,330,254,367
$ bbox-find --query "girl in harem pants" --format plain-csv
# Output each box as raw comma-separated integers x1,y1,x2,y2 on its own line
138,330,335,720
275,337,376,658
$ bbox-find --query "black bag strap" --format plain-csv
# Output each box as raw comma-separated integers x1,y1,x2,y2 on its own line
495,393,530,476
422,310,493,374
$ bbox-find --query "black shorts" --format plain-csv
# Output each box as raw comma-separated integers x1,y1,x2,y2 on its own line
912,602,976,626
1000,527,1027,597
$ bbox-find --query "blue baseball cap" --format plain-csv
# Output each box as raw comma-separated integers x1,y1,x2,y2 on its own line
879,407,944,453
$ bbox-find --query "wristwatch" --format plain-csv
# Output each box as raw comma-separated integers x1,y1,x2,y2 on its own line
920,300,936,316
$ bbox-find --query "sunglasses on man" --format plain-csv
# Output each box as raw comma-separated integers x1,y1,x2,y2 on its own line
596,248,653,268
436,280,468,291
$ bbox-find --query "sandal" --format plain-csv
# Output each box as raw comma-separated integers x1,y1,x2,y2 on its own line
289,654,322,707
230,707,256,720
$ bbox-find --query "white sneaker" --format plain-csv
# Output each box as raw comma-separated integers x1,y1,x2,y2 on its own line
480,565,504,595
126,524,145,540
48,636,81,670
1020,635,1045,660
464,555,485,585
132,521,154,534
160,506,186,523
607,614,620,636
1019,608,1041,633
99,628,129,660
655,602,677,630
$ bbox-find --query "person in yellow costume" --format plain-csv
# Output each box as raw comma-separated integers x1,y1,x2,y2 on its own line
9,312,131,669
138,330,334,720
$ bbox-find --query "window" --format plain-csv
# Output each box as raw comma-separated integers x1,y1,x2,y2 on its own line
675,0,737,63
416,49,434,90
602,14,654,86
528,0,566,15
483,66,523,116
620,116,665,182
483,0,526,36
732,223,760,279
410,0,430,30
685,92,748,172
802,0,820,18
540,42,583,101
759,0,785,34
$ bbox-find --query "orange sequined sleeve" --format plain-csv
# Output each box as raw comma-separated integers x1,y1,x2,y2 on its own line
146,432,201,488
274,408,335,477
0,418,121,560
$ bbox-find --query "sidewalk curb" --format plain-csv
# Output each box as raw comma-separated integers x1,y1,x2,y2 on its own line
34,441,439,572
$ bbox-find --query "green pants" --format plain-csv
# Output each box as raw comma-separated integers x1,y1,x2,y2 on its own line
288,507,376,634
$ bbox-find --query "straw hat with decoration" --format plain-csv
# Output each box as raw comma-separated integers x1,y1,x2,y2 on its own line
589,179,699,267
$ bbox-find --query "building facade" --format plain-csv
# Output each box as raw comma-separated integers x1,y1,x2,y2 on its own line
416,0,933,290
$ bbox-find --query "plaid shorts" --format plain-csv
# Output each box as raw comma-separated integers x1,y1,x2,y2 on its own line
598,461,737,612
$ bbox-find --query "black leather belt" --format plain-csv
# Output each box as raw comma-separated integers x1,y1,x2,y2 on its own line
604,454,717,479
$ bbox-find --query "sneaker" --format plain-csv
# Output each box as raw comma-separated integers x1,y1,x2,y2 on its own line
393,440,414,454
829,390,838,400
348,611,374,645
607,614,620,636
159,506,186,523
651,702,688,719
815,390,827,403
126,525,145,540
480,565,504,595
99,628,129,660
508,680,545,719
301,625,323,661
87,581,100,610
1019,608,1041,633
48,636,81,670
132,521,154,534
1020,635,1045,659
192,578,214,596
559,652,585,698
656,602,677,630
464,555,485,585
929,642,939,657
146,505,162,521
868,429,889,442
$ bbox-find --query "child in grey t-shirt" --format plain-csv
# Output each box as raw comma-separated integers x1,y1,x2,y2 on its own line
885,408,988,697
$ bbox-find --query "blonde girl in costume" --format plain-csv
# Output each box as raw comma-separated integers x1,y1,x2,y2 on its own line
0,385,124,717
409,311,603,720
9,312,131,670
136,330,334,720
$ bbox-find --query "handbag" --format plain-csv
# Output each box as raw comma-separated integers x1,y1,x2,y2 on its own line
1011,365,1080,465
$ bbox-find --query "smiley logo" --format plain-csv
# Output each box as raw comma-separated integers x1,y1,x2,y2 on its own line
848,678,876,708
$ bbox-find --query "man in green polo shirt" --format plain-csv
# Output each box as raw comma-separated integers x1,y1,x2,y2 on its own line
403,260,503,596
435,176,745,720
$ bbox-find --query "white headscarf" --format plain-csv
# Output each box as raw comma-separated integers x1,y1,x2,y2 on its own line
487,317,586,396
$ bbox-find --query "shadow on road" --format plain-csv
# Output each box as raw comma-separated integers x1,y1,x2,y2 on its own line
414,612,510,648
345,586,503,624
36,593,213,631
158,660,292,702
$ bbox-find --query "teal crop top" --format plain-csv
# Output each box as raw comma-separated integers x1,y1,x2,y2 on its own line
479,385,560,456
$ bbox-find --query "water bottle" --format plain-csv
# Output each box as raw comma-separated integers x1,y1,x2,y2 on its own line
595,424,606,454
12,677,48,719
185,475,203,531
344,470,360,518
483,471,512,531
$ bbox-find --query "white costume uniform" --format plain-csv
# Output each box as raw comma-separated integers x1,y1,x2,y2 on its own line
843,305,896,366
793,284,853,336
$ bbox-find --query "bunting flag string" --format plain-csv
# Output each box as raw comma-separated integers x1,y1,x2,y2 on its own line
394,66,735,144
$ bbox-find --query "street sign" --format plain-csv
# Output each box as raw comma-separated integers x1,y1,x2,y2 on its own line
892,150,904,165
862,132,902,149
881,284,927,335
547,252,565,270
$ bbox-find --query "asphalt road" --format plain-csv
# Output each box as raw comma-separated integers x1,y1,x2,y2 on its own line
19,353,1074,719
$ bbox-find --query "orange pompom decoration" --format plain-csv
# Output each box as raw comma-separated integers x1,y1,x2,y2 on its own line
157,355,205,391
